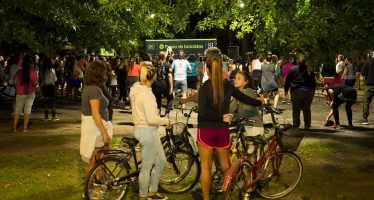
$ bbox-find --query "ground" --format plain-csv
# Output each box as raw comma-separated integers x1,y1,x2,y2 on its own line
0,91,374,200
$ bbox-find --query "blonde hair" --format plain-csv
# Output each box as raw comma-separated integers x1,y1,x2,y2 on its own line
140,62,156,83
205,47,224,113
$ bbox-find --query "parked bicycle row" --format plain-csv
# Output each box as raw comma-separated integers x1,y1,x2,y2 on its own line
81,47,305,200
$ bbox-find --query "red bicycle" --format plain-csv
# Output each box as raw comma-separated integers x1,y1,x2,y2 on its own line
222,105,303,199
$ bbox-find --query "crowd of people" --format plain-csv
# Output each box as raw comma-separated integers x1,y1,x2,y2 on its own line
1,48,374,200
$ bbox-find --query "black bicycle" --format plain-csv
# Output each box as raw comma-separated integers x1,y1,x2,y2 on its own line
84,126,200,199
158,121,201,193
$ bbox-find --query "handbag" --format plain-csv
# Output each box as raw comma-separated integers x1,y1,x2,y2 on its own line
2,84,16,99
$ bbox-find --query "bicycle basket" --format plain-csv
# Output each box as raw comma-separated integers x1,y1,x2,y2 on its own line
171,122,189,147
279,127,304,152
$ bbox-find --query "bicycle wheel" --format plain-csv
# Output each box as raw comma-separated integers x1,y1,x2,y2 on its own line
159,149,201,193
257,151,303,199
84,156,130,200
225,160,252,200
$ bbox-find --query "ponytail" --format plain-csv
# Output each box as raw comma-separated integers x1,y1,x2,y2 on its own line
210,59,224,113
140,63,156,83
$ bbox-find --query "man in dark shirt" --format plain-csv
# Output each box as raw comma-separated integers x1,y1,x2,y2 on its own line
360,51,374,125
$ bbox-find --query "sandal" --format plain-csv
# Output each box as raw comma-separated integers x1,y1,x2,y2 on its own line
11,128,16,133
22,128,29,132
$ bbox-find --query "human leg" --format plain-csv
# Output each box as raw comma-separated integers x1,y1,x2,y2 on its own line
215,148,230,173
332,102,342,126
85,147,104,176
300,91,314,128
345,101,355,126
134,127,158,198
290,90,302,128
13,95,24,131
363,86,374,119
148,135,167,195
198,143,214,200
273,90,280,109
23,93,35,130
262,91,269,105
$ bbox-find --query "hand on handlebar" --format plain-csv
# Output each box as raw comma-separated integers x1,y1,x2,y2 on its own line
223,113,233,123
257,96,265,105
180,97,186,104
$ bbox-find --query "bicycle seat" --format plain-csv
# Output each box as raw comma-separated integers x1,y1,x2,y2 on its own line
121,137,139,148
244,135,267,145
263,122,273,129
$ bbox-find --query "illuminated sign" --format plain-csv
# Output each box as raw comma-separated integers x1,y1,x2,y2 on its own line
145,39,217,56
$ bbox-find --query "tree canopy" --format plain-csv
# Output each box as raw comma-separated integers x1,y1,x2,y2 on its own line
1,0,374,64
197,0,374,65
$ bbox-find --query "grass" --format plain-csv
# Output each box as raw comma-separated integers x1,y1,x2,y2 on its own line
0,150,83,200
1,132,372,200
0,135,205,200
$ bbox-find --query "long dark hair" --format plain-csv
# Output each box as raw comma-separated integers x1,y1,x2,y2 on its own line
205,47,224,113
42,57,53,73
21,54,33,85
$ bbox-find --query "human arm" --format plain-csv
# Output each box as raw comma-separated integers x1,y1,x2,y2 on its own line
168,72,173,94
324,109,333,125
340,67,347,81
143,93,170,126
181,92,198,104
284,68,294,93
90,99,111,145
231,85,262,107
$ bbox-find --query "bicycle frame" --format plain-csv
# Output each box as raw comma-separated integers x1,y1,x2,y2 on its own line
244,134,280,191
95,140,142,186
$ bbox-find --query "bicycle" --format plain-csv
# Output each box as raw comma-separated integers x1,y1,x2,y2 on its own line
162,102,263,195
84,127,200,199
158,122,201,194
222,105,303,200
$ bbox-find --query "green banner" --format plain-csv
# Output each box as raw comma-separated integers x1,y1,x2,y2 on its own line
145,39,217,57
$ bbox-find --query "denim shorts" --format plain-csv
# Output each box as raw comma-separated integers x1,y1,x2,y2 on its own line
174,80,188,93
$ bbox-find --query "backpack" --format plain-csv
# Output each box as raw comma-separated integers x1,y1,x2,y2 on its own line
274,63,281,78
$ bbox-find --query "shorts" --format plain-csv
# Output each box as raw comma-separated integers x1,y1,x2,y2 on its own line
323,77,341,87
69,78,81,88
15,93,35,114
174,80,188,93
263,88,279,93
187,76,197,89
197,127,230,149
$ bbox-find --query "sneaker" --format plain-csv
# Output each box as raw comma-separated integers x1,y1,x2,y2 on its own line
22,128,29,132
272,108,281,114
11,128,16,133
45,117,50,122
52,117,60,121
359,118,369,125
148,193,168,200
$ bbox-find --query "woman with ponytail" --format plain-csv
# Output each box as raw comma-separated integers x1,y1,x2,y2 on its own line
129,63,170,200
197,47,262,200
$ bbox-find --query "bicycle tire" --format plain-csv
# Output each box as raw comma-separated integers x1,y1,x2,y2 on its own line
225,160,252,200
159,149,201,193
84,156,130,200
257,151,303,199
